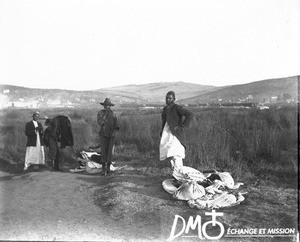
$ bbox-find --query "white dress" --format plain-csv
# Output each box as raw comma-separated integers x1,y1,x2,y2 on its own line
24,121,45,168
159,122,185,164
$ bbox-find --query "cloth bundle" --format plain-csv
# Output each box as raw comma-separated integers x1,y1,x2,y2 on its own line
86,161,102,174
162,179,206,201
188,191,245,209
70,151,102,173
162,166,246,209
70,150,121,174
172,166,206,183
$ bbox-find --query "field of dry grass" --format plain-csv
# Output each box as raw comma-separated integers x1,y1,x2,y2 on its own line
0,106,297,185
0,106,298,241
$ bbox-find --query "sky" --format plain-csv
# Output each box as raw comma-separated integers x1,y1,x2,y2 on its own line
0,0,299,90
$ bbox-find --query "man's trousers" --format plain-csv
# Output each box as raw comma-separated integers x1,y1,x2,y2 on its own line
48,138,60,170
100,136,115,173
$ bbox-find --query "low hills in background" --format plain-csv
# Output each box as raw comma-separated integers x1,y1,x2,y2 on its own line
181,76,299,104
0,75,299,108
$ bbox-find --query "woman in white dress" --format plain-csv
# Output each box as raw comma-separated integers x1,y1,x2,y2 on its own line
24,111,45,171
159,91,193,171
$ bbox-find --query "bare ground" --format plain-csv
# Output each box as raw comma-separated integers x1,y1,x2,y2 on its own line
0,157,298,241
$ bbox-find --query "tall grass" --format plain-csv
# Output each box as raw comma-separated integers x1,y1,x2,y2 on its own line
0,106,297,182
184,108,298,180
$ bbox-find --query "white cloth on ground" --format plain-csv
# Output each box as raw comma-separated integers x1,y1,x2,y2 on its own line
163,179,206,201
160,122,185,161
86,161,113,174
162,166,246,209
172,165,206,182
24,121,45,168
188,192,246,209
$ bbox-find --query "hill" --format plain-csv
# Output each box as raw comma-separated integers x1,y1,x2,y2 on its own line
0,85,108,108
181,76,299,104
0,82,216,108
0,76,298,108
97,82,218,103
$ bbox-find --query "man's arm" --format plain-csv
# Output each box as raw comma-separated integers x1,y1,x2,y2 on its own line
97,111,105,126
176,105,194,127
113,112,120,131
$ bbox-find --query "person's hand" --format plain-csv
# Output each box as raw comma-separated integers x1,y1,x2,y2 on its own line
174,125,184,132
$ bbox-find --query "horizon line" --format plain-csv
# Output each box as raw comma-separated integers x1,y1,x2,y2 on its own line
0,75,298,91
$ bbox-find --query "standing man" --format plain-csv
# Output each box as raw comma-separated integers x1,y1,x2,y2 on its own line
97,98,119,175
159,91,193,172
24,111,45,171
43,118,60,171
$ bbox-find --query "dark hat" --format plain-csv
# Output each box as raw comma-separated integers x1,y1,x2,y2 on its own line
166,91,176,99
100,98,114,106
44,117,53,125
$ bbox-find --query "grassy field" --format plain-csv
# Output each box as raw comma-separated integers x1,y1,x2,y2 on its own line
0,105,298,185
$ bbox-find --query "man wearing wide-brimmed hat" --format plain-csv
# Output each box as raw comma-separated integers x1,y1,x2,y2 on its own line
97,98,119,175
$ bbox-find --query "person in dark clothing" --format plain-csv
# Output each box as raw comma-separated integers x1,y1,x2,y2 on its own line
159,91,193,170
43,115,75,171
51,115,74,149
44,118,60,171
24,111,45,171
97,98,119,175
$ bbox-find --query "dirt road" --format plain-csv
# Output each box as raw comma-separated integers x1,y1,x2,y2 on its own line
0,159,298,241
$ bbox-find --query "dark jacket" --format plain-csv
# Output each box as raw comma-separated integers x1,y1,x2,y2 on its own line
25,121,44,147
49,115,74,149
97,109,119,137
43,126,56,147
161,103,193,147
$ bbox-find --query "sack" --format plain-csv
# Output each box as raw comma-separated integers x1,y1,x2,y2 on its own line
217,172,235,189
162,179,181,195
86,161,102,174
206,192,237,209
173,181,206,201
188,192,240,209
162,179,206,200
172,166,206,182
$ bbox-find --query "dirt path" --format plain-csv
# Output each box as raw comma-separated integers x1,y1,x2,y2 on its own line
0,160,298,241
0,163,186,241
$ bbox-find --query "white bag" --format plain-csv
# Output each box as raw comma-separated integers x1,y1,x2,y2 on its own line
86,161,102,174
174,181,206,201
172,166,206,182
85,161,116,174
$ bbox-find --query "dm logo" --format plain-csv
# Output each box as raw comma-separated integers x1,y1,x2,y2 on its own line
167,210,225,241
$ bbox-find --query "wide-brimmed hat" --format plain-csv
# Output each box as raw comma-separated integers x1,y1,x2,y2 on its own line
100,98,114,106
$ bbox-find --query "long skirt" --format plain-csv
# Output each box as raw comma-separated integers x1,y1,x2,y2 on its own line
159,122,185,161
24,134,45,168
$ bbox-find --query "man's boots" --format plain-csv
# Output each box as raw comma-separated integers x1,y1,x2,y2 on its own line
52,159,60,171
49,159,54,171
107,162,111,174
101,162,107,176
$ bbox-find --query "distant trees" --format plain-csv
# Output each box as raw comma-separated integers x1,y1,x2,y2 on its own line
283,93,292,100
277,93,292,102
